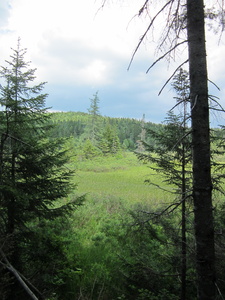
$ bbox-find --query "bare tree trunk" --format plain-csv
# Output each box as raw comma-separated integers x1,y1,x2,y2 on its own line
187,0,216,299
181,142,187,300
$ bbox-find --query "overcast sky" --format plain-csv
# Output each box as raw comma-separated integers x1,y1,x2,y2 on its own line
0,0,225,125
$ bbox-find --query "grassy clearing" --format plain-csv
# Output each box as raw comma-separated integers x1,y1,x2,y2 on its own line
66,152,178,299
74,152,174,207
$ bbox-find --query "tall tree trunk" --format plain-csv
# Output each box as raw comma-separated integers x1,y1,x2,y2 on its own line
181,141,187,300
186,0,216,299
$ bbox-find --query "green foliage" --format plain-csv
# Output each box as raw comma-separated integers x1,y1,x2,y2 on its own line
49,111,163,152
87,91,100,115
0,41,83,299
21,217,76,298
75,152,172,205
98,122,121,155
136,111,192,191
86,91,101,144
135,71,194,300
65,190,196,299
57,194,127,299
80,139,102,159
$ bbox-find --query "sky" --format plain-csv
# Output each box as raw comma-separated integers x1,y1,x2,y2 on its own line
0,0,225,125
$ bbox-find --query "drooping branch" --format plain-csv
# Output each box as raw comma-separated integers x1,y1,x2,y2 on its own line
137,193,192,221
146,40,187,73
209,95,225,112
127,0,174,71
158,59,189,95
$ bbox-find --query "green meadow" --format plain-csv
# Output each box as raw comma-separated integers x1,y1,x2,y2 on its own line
61,152,188,299
75,152,174,208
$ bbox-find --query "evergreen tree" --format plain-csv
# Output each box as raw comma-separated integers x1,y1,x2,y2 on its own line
0,41,82,299
98,122,121,155
172,68,190,300
87,91,101,143
136,114,146,152
136,111,193,299
136,69,191,299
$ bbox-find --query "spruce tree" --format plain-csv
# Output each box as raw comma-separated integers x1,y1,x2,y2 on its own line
87,91,101,143
0,40,81,299
99,122,121,155
136,69,192,299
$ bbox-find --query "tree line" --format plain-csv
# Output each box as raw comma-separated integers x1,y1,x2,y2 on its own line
48,105,163,156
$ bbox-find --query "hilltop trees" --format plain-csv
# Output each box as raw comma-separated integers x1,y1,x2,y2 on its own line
0,41,82,299
84,92,121,156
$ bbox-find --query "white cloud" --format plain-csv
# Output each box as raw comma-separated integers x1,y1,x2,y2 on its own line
0,0,11,28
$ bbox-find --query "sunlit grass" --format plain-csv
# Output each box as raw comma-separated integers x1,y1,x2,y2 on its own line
74,152,174,208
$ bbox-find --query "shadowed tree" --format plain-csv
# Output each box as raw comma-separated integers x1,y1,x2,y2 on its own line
136,108,192,300
172,68,190,300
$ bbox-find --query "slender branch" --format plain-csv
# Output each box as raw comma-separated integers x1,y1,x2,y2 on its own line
170,98,190,111
146,40,187,73
158,0,181,51
144,180,178,194
209,95,225,112
158,59,189,95
138,0,150,16
141,201,182,218
2,132,32,147
208,79,220,90
215,282,225,300
171,130,192,152
127,0,174,71
138,192,192,221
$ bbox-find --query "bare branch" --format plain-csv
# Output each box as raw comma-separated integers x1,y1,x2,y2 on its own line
208,79,220,90
209,95,225,112
138,0,150,16
127,0,174,71
169,98,190,111
146,40,187,73
158,0,182,51
144,179,178,194
158,59,189,95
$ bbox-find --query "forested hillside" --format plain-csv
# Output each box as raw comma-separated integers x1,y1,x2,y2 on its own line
49,111,163,152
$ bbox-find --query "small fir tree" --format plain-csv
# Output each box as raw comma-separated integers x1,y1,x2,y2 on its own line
98,122,121,155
